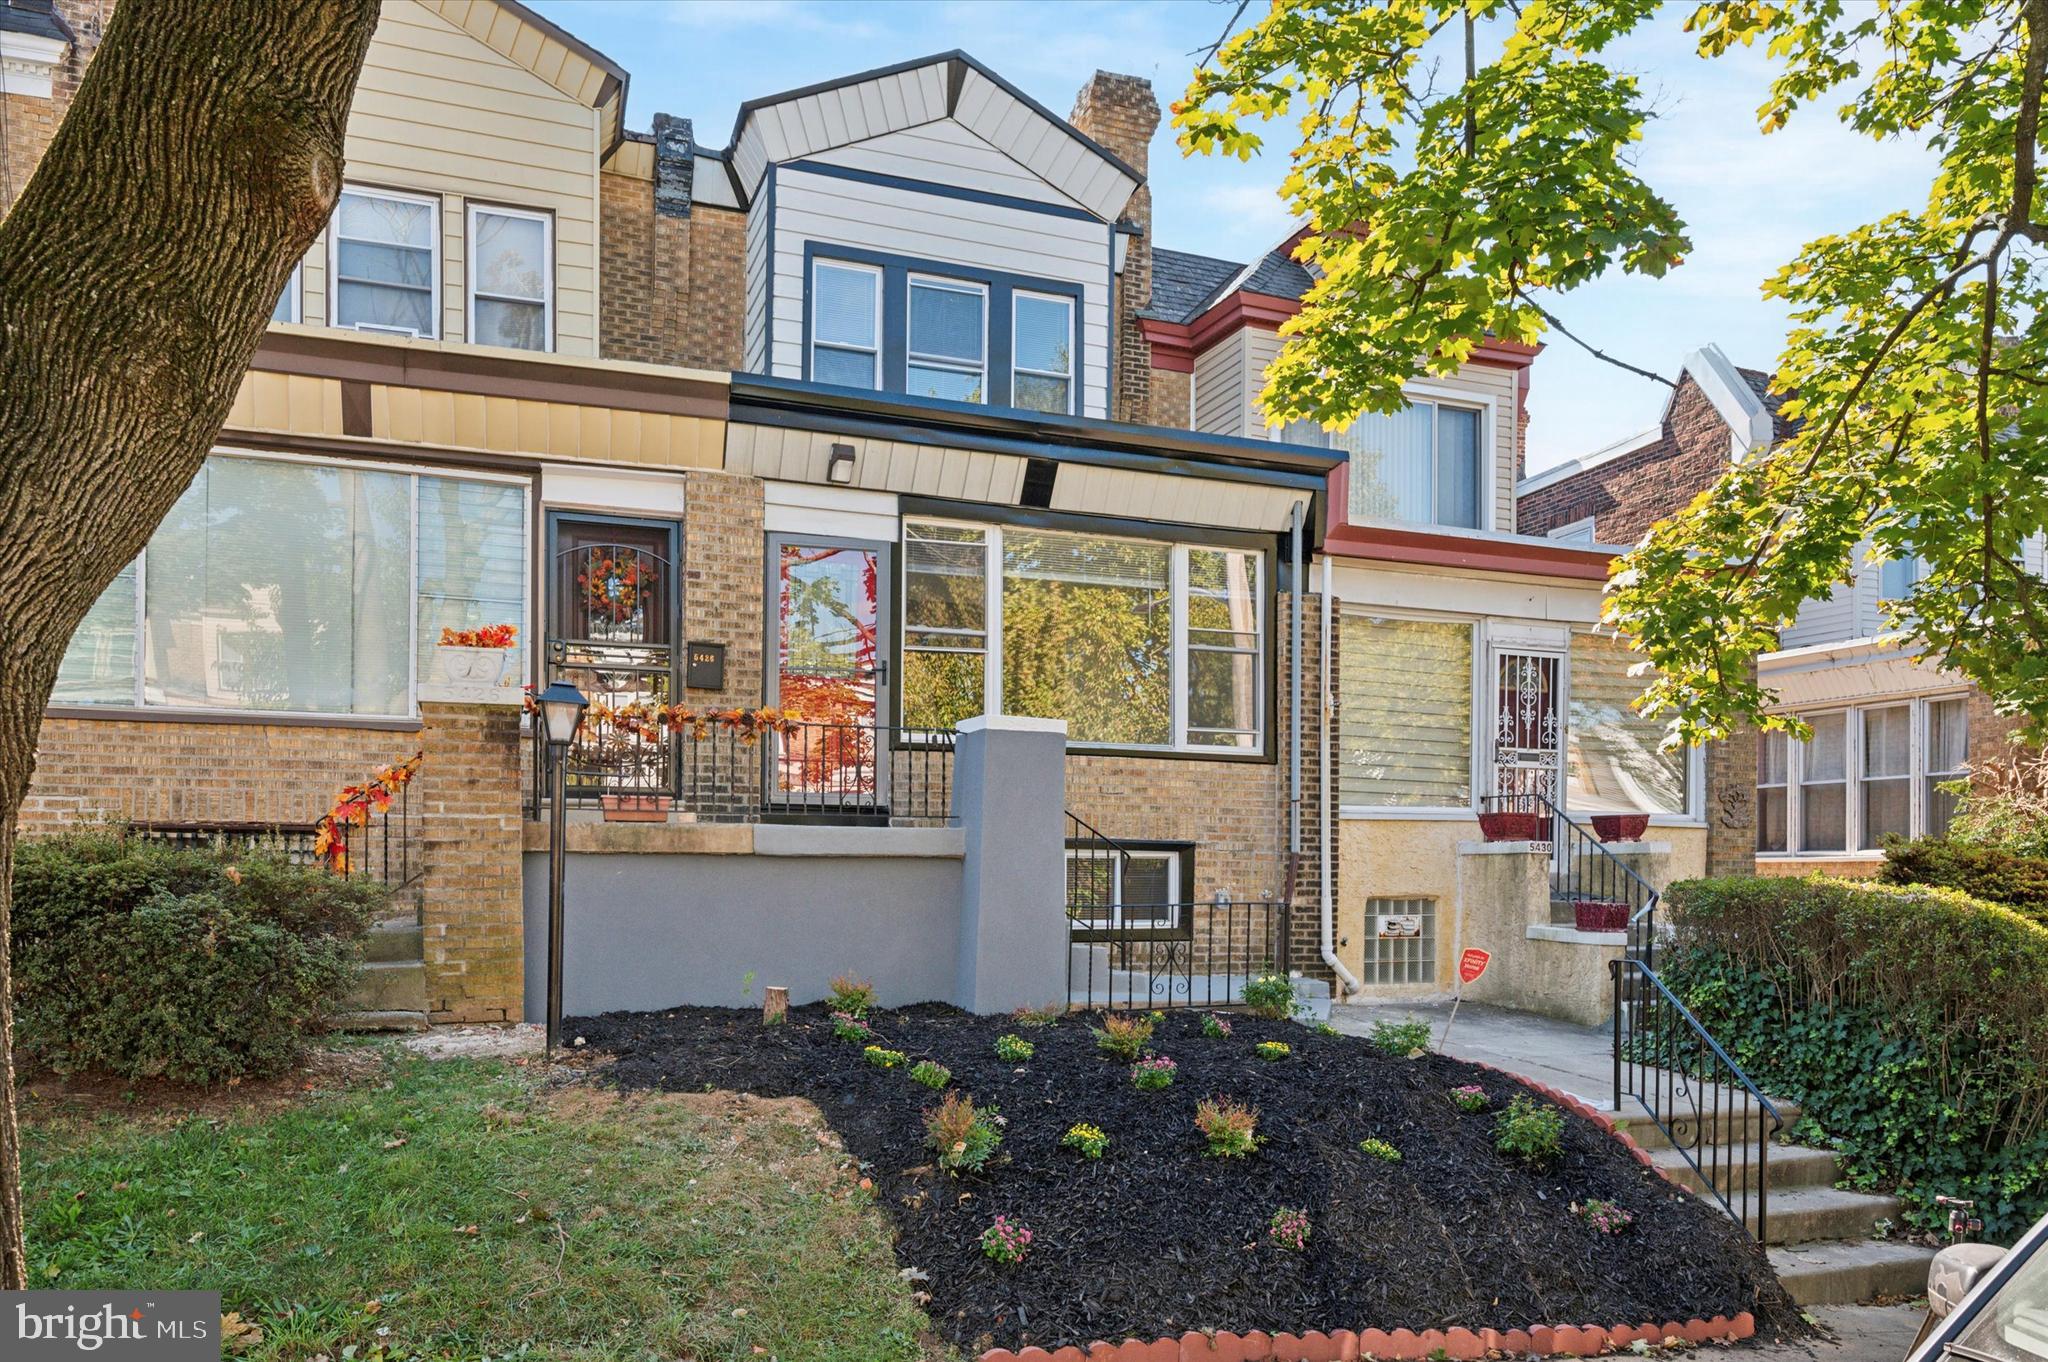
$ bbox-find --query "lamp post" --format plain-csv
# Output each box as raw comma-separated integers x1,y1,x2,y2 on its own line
538,679,587,1054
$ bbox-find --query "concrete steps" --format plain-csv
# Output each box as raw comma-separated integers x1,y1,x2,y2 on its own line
1750,1187,1904,1246
1768,1239,1938,1306
1649,1140,1838,1194
337,917,427,1032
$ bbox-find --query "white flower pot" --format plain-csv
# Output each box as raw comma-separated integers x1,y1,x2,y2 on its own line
437,644,510,686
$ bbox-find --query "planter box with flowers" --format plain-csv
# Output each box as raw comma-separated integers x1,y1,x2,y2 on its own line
1571,899,1633,933
1590,812,1651,843
1477,810,1547,843
421,624,521,704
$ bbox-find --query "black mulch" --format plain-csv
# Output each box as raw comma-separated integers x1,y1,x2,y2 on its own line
569,1003,1806,1353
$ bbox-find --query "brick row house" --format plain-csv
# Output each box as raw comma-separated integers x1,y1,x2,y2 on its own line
1518,343,2032,879
7,0,1708,1025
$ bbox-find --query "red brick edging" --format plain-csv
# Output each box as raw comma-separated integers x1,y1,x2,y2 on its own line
980,1068,1743,1361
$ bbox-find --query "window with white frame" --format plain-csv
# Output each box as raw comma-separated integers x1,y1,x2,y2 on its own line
1064,846,1184,930
1338,615,1473,809
1859,704,1912,848
810,261,880,389
269,263,302,325
899,519,1265,751
1338,399,1484,530
331,187,439,337
1801,711,1849,851
1012,292,1074,415
1879,552,1922,601
467,205,551,351
1757,730,1789,852
907,276,987,403
1757,700,1970,854
53,454,527,717
1926,697,1970,836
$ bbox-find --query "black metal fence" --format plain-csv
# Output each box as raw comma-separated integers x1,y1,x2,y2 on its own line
526,713,956,827
1064,812,1288,1011
1613,956,1782,1242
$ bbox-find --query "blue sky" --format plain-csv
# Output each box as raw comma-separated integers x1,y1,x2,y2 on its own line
529,0,1935,474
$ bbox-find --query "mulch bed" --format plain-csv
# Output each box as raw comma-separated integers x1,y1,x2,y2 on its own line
570,1003,1805,1354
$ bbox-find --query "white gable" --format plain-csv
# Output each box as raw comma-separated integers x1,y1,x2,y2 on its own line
809,120,1092,213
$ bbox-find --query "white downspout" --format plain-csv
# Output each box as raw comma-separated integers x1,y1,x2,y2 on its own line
1319,554,1361,998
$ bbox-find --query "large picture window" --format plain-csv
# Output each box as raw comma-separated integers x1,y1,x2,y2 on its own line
1339,399,1483,530
1757,699,1971,856
54,454,527,718
899,519,1265,752
331,187,438,337
1338,616,1472,809
1566,632,1687,816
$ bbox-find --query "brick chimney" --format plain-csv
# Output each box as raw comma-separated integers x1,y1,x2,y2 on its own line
1070,72,1161,425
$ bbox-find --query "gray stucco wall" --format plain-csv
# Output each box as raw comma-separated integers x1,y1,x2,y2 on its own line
524,848,964,1020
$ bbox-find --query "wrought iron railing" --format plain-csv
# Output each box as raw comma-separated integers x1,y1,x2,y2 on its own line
1064,812,1288,1011
526,712,955,827
1613,956,1783,1242
1479,792,1661,964
128,794,423,910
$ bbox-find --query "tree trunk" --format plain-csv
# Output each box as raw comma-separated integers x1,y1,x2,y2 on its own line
0,0,381,1291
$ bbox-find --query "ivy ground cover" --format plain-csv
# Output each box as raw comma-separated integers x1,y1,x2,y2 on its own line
572,1004,1803,1354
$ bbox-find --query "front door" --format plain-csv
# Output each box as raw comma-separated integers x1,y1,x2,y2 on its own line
768,534,892,809
547,513,679,796
1490,647,1563,804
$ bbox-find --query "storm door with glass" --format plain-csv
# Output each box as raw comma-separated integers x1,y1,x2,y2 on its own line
768,535,892,813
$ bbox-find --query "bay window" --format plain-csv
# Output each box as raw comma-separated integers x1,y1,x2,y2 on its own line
54,454,527,718
1339,399,1483,530
1859,705,1911,848
810,261,882,389
1338,616,1472,809
900,519,1265,752
1565,632,1688,816
907,276,987,403
467,205,552,351
331,187,438,337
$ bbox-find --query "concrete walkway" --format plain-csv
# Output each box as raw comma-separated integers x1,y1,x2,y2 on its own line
1331,1000,1931,1360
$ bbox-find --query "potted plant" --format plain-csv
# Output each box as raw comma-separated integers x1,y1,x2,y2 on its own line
435,623,518,687
1572,898,1632,932
1590,812,1651,842
1477,808,1546,842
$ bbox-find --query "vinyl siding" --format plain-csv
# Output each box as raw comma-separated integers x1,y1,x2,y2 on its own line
807,120,1089,211
1192,329,1251,438
767,163,1111,417
744,173,773,374
285,0,600,355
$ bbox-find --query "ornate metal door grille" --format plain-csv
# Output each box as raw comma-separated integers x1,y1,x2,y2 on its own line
1492,650,1562,802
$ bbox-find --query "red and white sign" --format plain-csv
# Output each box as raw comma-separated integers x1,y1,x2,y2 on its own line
1458,948,1491,985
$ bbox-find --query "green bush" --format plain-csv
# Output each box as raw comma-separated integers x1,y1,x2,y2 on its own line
1493,1095,1565,1169
1241,973,1296,1020
12,832,384,1084
1369,1018,1432,1057
1881,837,2048,923
1665,874,2048,1240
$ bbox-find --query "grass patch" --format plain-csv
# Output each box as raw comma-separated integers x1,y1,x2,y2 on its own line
23,1047,944,1361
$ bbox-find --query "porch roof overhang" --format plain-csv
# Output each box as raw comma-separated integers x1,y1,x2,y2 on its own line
728,374,1337,490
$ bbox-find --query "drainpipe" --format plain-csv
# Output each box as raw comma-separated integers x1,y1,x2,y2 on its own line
1319,553,1361,998
1289,500,1304,873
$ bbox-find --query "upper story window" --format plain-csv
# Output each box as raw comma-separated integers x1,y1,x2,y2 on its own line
332,187,439,338
811,261,881,388
270,264,302,325
1340,400,1484,530
806,254,1080,414
1013,293,1075,415
1879,552,1922,601
907,276,987,403
467,205,552,352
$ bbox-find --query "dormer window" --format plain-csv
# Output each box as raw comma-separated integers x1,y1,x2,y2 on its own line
907,276,987,403
332,187,439,338
1013,293,1075,415
811,261,882,388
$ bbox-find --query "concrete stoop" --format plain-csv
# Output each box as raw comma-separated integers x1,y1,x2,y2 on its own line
337,917,428,1032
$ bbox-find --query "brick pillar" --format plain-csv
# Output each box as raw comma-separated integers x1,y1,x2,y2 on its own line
1069,72,1160,423
1703,724,1758,878
418,701,526,1023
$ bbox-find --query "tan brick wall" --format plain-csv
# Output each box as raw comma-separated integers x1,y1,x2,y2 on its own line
1145,367,1192,431
20,715,419,831
418,702,525,1023
682,468,765,704
1705,723,1758,878
598,170,745,370
1069,72,1160,424
0,1,106,220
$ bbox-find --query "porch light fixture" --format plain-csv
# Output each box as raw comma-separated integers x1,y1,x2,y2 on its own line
538,679,586,1055
826,442,857,485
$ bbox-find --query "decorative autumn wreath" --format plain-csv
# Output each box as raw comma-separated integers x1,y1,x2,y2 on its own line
578,553,655,626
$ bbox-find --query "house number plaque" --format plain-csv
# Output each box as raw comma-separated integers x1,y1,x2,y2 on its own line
685,641,726,690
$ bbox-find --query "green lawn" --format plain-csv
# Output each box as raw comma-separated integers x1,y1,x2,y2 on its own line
22,1047,946,1362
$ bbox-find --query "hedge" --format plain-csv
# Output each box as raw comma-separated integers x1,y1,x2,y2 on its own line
1881,836,2048,924
1664,874,2048,1240
12,832,386,1084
